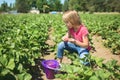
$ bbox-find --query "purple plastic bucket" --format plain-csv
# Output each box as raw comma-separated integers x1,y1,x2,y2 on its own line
41,60,60,79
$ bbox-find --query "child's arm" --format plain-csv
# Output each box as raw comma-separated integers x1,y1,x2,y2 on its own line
75,35,89,48
62,32,69,41
68,35,89,48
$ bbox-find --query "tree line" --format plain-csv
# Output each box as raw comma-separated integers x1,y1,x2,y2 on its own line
0,0,120,13
64,0,120,13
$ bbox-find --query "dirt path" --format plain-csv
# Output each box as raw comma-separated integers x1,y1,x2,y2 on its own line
91,35,120,65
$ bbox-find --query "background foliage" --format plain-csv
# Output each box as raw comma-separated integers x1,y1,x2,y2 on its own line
0,0,120,13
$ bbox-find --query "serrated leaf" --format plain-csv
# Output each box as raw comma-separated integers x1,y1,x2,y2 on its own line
1,69,10,76
24,73,32,80
0,54,8,66
95,69,110,79
6,58,15,70
10,43,15,48
67,66,73,73
96,58,104,67
17,73,24,80
84,69,93,76
73,66,80,73
17,63,23,72
31,47,39,50
105,59,117,69
17,73,32,80
89,76,99,80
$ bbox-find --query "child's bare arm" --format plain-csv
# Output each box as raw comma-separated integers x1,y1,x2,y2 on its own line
62,32,69,41
68,35,89,48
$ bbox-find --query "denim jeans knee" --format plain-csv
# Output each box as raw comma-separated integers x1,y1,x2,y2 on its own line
57,42,65,58
57,41,77,58
57,42,65,50
79,52,89,65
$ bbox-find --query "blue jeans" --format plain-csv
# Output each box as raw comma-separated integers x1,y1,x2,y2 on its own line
57,41,89,65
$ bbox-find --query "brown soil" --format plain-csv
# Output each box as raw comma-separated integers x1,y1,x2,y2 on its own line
91,35,120,65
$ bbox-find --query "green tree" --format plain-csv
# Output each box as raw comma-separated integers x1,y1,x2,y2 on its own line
47,0,54,11
69,0,88,12
31,0,37,8
69,0,80,11
36,0,48,13
62,0,69,11
9,3,13,10
85,0,95,13
54,0,62,11
108,0,120,12
67,0,120,12
16,0,30,13
47,0,62,11
0,1,8,12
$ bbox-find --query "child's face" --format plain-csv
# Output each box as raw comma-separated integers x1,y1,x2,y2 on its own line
65,22,72,29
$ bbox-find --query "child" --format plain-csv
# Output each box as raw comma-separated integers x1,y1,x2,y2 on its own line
56,10,91,65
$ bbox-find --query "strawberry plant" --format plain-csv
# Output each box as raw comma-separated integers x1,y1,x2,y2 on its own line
0,14,51,80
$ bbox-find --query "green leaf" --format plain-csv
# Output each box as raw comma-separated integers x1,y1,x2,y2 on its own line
1,69,10,76
17,73,32,80
102,72,111,79
17,73,24,80
17,63,23,72
31,47,39,50
66,66,73,73
89,76,99,80
84,69,93,76
96,57,104,67
73,66,80,73
24,73,32,80
10,43,15,48
0,54,8,66
95,69,111,79
118,66,120,70
105,60,117,69
6,58,15,70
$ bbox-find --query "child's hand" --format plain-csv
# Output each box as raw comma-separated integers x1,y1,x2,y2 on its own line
62,36,68,41
68,38,75,43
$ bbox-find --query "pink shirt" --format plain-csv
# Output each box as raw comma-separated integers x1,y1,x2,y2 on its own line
69,24,91,50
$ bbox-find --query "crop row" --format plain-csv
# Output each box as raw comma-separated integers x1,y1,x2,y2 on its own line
0,14,52,80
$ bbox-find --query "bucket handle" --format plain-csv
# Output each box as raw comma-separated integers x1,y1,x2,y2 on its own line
47,64,61,71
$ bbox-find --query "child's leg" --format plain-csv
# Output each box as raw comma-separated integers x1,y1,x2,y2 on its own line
56,58,63,64
57,41,77,63
79,52,89,65
77,47,89,65
57,42,65,63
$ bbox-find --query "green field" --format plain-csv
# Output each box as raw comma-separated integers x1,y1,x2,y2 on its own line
0,13,120,80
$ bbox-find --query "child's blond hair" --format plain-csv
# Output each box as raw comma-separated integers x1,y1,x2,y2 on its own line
62,10,82,26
